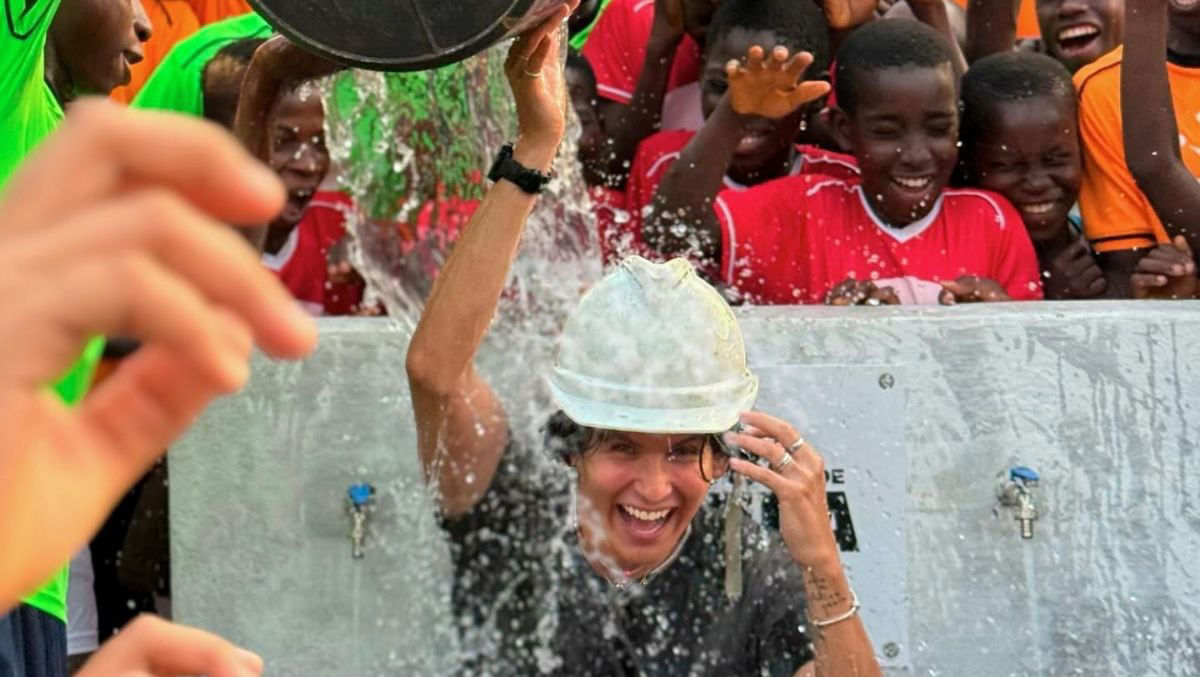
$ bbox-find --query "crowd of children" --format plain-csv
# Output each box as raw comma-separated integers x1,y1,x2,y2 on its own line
569,0,1200,304
36,0,1198,315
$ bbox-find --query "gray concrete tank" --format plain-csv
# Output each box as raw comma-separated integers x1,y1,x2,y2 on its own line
169,303,1200,675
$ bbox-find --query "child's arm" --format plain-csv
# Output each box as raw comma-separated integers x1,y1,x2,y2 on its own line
590,0,687,190
965,0,1020,63
1122,0,1200,252
905,0,968,75
820,0,879,29
644,46,828,266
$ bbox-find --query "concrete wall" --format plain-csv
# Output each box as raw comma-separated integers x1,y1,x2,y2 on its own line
170,302,1200,676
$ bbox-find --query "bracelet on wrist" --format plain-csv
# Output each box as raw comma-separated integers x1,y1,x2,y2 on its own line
810,587,860,629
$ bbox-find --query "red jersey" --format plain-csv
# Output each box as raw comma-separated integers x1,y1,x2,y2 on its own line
603,130,860,266
262,191,364,316
581,0,704,132
715,176,1043,304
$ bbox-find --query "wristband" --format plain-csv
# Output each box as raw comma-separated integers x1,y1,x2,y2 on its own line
487,143,552,195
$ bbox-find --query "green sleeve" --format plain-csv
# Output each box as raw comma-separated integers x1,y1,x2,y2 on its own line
568,0,612,51
132,11,271,117
0,0,64,186
20,336,106,622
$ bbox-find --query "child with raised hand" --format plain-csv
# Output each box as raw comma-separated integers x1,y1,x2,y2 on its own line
959,51,1107,300
1120,0,1200,300
1077,0,1200,297
649,19,1042,306
615,0,857,267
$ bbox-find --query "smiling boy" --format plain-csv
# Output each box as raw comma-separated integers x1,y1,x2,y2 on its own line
959,51,1107,299
649,19,1042,305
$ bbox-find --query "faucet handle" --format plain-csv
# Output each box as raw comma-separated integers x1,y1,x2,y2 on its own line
1010,466,1040,488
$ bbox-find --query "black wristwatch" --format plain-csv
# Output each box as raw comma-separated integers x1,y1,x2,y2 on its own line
487,143,552,195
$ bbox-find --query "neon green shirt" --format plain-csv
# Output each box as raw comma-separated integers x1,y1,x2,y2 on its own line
20,337,105,622
569,0,612,51
131,11,270,117
4,0,107,621
0,0,64,187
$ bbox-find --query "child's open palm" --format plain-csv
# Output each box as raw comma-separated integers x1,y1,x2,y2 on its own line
726,46,830,120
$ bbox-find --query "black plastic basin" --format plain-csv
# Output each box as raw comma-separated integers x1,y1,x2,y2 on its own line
247,0,572,71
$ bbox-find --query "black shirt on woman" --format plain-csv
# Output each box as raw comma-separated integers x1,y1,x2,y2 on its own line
442,444,815,676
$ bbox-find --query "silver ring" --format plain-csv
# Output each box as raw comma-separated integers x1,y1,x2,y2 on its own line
787,437,805,453
864,297,882,306
523,69,542,78
773,452,795,471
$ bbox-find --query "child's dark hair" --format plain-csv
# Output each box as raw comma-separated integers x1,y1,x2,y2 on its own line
565,50,597,89
834,19,956,116
707,0,832,75
543,410,604,464
959,51,1076,153
201,37,267,125
212,37,266,67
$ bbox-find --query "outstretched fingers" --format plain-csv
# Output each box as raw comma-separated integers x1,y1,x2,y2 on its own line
508,2,572,69
746,45,767,71
784,50,815,78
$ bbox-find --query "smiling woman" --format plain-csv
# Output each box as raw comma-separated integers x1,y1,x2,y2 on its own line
404,10,881,676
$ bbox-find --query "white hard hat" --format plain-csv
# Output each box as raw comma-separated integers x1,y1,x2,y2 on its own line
548,256,758,434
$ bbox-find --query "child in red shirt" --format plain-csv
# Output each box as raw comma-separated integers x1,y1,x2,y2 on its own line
649,19,1042,305
615,0,857,267
580,0,715,187
262,191,365,316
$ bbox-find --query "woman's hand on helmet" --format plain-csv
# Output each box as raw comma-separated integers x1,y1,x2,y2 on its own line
723,411,841,570
505,1,579,169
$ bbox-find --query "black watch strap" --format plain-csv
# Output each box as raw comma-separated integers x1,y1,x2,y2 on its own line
487,143,552,195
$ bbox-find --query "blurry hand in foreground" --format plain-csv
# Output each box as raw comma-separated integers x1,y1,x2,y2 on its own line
0,100,317,612
77,615,263,677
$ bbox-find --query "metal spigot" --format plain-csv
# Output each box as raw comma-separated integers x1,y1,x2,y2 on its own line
347,482,376,559
995,466,1039,539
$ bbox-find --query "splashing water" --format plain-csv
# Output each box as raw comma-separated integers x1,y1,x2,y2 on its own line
319,24,601,449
